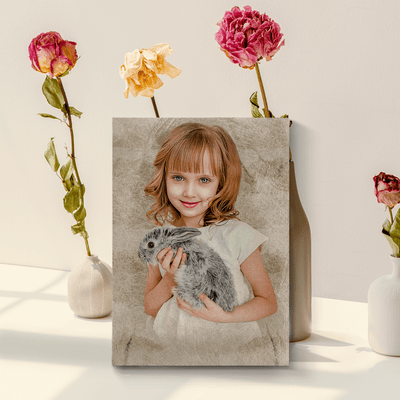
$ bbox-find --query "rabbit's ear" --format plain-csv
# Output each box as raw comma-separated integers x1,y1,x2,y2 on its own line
170,227,201,241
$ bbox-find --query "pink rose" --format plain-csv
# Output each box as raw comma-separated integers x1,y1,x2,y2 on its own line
215,6,285,69
29,31,78,78
373,172,400,208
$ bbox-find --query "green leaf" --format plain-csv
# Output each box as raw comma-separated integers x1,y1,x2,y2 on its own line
38,113,63,122
251,107,263,118
250,91,259,107
63,174,77,192
80,184,86,198
60,158,73,181
44,138,60,172
251,105,264,118
250,92,264,118
69,107,82,118
383,219,392,234
63,186,81,213
42,76,64,110
391,211,400,237
71,221,89,239
59,69,70,78
383,231,400,257
382,211,400,257
61,105,82,118
71,221,85,235
74,206,87,222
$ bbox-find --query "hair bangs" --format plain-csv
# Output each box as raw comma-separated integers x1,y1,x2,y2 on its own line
166,133,223,178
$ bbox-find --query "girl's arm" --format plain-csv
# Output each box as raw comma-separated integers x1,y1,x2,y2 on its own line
227,246,277,322
177,247,277,323
144,247,186,318
144,265,174,318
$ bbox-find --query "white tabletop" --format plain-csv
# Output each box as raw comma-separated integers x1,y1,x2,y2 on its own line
1,263,399,400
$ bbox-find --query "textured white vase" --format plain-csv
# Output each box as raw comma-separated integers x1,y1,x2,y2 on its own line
368,255,400,356
68,255,112,318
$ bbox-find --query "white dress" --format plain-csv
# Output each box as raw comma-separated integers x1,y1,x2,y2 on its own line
147,219,269,350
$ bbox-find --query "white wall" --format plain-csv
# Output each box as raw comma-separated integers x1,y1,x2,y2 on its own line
1,0,399,302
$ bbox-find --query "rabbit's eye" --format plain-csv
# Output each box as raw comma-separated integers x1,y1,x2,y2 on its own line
147,242,155,249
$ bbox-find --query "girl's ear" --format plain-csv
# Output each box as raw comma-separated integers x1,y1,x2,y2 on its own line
170,227,201,241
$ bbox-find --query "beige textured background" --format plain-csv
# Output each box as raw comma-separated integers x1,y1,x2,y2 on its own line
112,118,289,366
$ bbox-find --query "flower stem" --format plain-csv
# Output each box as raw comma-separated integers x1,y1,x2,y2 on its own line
151,95,160,118
254,62,270,118
56,77,91,257
389,207,394,225
254,61,292,162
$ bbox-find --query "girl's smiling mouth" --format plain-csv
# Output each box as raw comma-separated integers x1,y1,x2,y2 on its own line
180,201,200,208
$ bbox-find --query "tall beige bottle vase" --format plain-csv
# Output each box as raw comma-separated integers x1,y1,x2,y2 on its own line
368,255,400,356
289,160,312,341
68,255,113,318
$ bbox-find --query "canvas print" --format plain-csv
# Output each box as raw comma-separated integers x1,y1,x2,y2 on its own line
112,117,289,366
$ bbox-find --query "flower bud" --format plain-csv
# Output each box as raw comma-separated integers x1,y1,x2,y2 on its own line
373,172,400,208
29,31,78,78
215,6,285,69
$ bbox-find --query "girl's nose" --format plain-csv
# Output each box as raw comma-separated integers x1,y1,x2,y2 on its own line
183,182,196,197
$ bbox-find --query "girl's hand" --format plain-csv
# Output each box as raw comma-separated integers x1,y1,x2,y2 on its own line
176,294,230,323
157,246,187,275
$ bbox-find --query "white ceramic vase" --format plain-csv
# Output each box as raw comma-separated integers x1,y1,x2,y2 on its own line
68,255,112,318
368,255,400,356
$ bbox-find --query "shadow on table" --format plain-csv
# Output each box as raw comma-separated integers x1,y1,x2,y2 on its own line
300,333,354,347
0,329,112,366
3,328,400,400
0,273,67,316
289,332,354,362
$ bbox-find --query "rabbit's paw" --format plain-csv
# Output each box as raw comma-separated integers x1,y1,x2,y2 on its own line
187,296,206,310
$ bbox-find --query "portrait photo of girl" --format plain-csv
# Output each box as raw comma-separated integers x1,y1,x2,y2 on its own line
112,118,289,366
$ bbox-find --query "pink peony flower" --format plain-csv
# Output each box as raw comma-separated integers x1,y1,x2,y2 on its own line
215,6,285,69
373,172,400,208
29,31,78,78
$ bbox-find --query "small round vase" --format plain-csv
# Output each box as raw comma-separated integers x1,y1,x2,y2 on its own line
68,255,112,318
368,255,400,356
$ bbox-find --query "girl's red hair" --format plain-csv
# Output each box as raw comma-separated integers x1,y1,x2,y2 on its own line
144,122,242,226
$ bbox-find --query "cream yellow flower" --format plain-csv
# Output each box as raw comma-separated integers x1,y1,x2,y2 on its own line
120,43,181,98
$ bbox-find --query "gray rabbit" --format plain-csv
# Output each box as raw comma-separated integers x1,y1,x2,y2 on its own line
138,226,237,312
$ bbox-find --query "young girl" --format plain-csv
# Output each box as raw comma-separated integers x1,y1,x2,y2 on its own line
143,122,277,348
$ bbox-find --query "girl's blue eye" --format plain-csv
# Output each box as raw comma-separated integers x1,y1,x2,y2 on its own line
199,177,211,183
172,175,184,181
